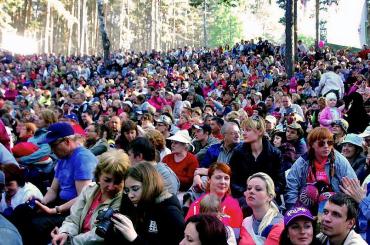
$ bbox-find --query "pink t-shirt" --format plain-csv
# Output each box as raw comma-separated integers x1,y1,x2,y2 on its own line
82,191,103,233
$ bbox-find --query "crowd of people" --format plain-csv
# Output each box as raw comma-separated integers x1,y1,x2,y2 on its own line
0,38,369,245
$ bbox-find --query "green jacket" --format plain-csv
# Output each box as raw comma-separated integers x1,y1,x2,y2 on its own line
58,183,122,245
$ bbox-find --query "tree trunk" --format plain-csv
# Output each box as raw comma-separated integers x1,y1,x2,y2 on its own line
97,0,110,67
77,0,81,54
172,0,175,49
156,0,160,50
315,0,319,50
285,0,294,78
203,0,207,47
293,0,298,62
18,0,28,34
44,0,51,53
50,9,54,53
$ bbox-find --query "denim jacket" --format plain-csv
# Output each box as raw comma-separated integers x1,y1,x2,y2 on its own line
285,150,357,210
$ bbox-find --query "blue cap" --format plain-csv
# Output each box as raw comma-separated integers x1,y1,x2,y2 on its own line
42,122,75,144
64,114,79,122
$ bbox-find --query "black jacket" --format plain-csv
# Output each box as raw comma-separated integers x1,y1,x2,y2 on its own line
105,192,184,245
229,138,286,199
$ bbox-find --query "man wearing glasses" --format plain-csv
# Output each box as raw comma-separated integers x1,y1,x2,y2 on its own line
16,122,98,244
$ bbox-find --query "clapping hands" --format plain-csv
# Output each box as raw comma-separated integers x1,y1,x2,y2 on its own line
340,177,367,203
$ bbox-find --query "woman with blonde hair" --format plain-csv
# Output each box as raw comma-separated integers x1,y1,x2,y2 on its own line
239,172,284,245
229,116,285,201
51,149,130,245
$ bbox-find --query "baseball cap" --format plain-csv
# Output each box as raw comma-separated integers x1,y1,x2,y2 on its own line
287,122,302,130
284,207,314,226
265,115,277,125
123,101,133,108
64,114,79,122
193,124,212,135
155,115,172,125
41,122,75,144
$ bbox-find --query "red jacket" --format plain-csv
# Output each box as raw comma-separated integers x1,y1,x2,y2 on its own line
0,119,10,151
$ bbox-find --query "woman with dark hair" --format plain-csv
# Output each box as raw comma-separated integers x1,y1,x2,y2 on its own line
105,162,184,245
279,207,321,245
117,120,138,152
344,92,370,134
0,164,43,217
285,127,358,214
180,214,228,245
185,163,242,239
341,134,367,182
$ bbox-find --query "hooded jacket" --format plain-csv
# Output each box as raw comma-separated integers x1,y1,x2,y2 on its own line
105,191,184,245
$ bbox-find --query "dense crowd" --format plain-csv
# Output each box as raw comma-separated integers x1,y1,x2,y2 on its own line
0,38,369,245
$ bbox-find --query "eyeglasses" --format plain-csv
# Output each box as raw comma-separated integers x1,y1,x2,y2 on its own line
226,131,240,136
50,137,68,148
123,185,141,194
251,115,261,121
317,140,334,147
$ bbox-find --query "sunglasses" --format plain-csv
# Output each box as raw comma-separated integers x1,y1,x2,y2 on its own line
317,140,334,147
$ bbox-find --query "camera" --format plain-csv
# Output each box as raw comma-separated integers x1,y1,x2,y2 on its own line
26,198,36,210
95,207,118,238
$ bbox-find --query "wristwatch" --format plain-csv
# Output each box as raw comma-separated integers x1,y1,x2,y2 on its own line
55,206,62,214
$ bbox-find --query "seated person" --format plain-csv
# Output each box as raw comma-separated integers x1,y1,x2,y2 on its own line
163,130,199,191
317,193,367,244
0,164,43,218
12,122,98,245
239,172,284,244
51,150,130,245
185,163,242,238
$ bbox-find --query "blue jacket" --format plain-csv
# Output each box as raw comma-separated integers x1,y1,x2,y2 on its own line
18,128,52,165
285,150,357,210
200,142,240,168
358,181,370,243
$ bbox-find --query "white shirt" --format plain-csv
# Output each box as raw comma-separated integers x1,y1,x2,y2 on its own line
318,71,345,99
0,182,43,212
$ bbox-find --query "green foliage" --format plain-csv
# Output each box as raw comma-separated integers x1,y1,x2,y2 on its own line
3,0,24,14
298,34,315,46
190,0,239,8
208,5,242,47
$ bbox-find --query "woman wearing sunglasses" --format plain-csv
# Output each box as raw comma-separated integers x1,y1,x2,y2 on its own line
285,127,358,214
104,162,184,245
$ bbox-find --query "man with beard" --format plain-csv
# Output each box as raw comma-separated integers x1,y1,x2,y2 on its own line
85,123,108,156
